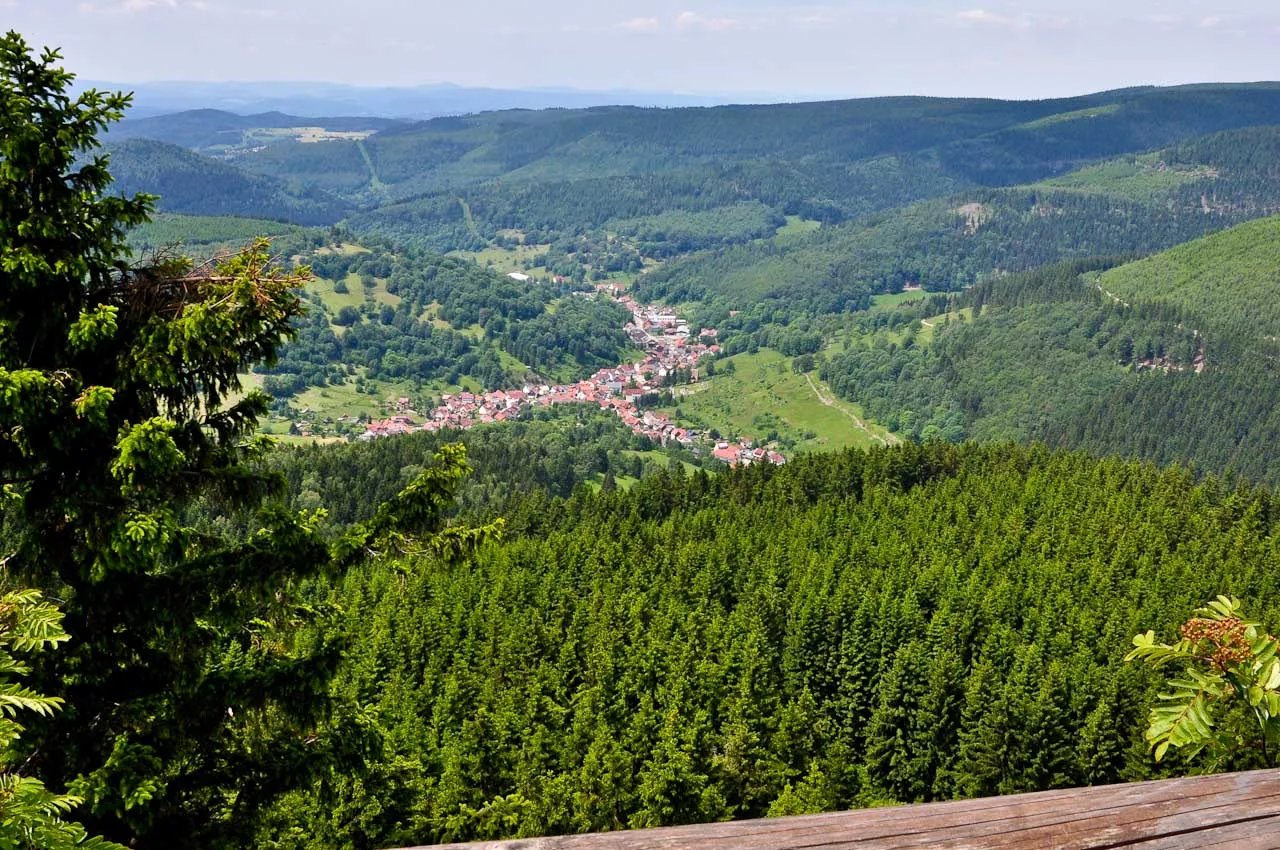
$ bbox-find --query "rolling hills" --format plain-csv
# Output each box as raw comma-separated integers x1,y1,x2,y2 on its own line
819,215,1280,483
106,84,1280,252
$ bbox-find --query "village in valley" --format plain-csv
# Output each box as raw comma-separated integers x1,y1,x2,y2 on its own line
360,284,787,468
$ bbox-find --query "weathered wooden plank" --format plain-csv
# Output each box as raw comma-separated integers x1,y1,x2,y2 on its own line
403,769,1280,850
1185,816,1280,850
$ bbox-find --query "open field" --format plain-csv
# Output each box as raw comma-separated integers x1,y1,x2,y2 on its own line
304,273,402,330
773,215,822,244
871,290,931,309
659,348,896,453
312,243,370,256
450,242,554,278
242,126,379,146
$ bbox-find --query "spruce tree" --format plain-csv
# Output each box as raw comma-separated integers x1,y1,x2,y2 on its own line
0,31,496,847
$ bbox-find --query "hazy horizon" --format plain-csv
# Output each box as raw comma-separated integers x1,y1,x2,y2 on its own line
7,0,1280,102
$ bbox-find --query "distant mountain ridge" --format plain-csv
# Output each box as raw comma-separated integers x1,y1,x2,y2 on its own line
79,79,773,120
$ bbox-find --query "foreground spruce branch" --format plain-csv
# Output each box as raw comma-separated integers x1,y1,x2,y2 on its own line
0,589,124,850
0,30,498,848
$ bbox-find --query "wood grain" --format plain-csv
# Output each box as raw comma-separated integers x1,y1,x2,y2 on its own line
398,769,1280,850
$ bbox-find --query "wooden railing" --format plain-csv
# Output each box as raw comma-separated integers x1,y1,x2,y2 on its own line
400,768,1280,849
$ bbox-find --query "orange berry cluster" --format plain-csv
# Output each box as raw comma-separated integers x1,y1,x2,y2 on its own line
1181,617,1255,667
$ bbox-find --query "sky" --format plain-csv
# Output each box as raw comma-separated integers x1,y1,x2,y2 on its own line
5,0,1280,100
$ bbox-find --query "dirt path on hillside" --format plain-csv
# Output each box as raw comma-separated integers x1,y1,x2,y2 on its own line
1096,281,1130,307
805,373,899,446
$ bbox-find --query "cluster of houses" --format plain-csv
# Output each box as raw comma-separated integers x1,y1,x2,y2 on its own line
713,441,787,467
358,289,786,467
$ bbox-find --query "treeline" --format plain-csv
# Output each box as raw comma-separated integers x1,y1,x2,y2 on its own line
264,411,698,528
821,296,1200,443
126,213,310,253
257,441,1280,848
108,84,1280,263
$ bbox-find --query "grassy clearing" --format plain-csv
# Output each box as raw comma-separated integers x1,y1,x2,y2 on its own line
585,473,641,493
1020,104,1120,129
451,242,554,277
292,380,398,423
774,215,822,243
304,273,402,331
312,243,370,256
308,275,366,313
871,290,931,309
659,348,895,453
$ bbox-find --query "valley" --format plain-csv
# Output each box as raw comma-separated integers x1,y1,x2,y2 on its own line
370,290,787,466
13,28,1280,849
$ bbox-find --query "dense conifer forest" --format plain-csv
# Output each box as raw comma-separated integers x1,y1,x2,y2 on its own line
254,442,1280,848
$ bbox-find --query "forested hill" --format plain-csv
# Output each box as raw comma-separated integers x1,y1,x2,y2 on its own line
338,84,1280,250
819,216,1280,484
242,83,1280,196
1094,214,1280,337
106,83,1280,242
633,124,1280,314
105,139,350,225
259,441,1280,848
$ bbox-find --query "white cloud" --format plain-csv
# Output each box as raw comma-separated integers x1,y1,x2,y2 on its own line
956,9,1015,26
676,10,740,32
616,16,660,32
954,9,1073,31
1199,15,1222,28
78,0,181,12
78,0,272,15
